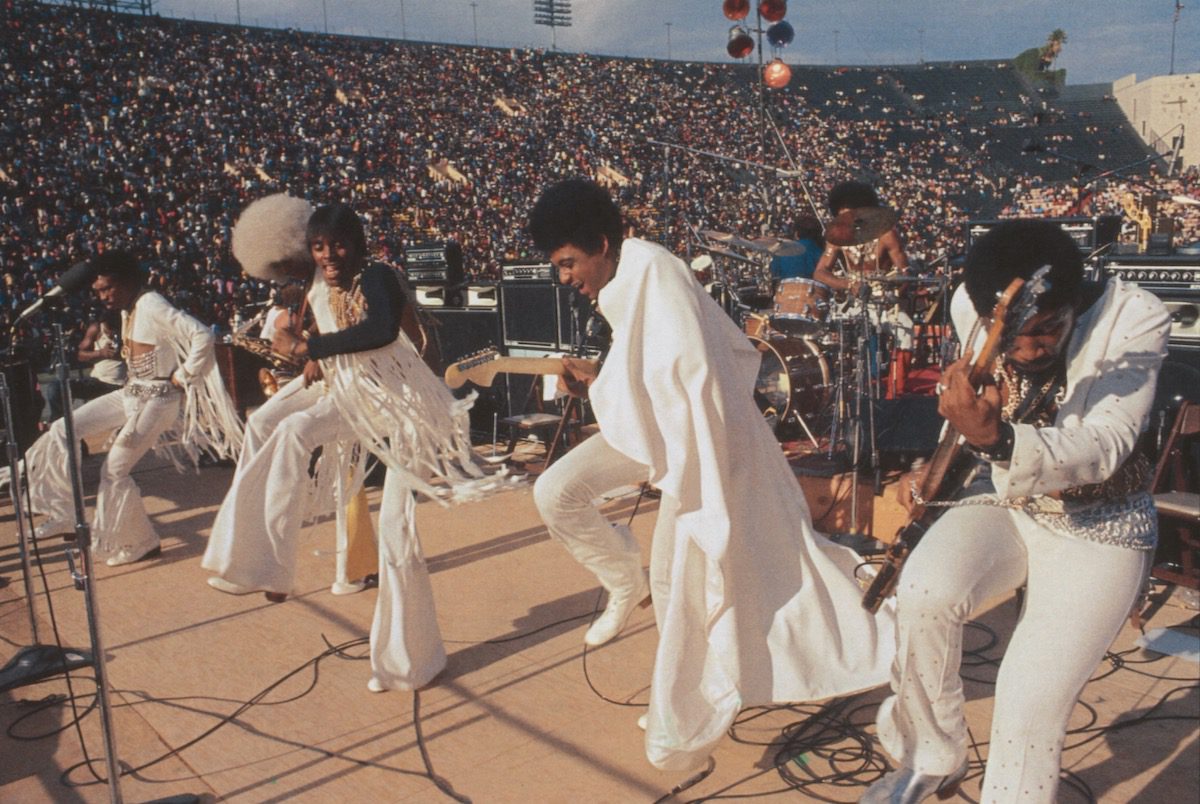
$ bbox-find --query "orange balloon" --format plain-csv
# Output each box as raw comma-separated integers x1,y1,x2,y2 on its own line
763,59,791,88
759,0,787,23
723,0,750,21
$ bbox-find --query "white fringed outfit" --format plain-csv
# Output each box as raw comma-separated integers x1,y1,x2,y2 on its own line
312,263,509,691
542,238,895,771
874,280,1170,803
27,291,241,557
202,274,364,595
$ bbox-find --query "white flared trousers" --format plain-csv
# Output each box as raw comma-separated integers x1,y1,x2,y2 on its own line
533,433,651,602
875,502,1150,803
201,378,348,593
26,386,180,556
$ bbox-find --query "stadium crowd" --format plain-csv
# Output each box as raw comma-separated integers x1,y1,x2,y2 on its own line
2,3,1197,373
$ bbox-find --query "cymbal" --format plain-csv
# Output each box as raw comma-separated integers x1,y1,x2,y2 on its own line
825,207,898,247
700,230,759,251
701,244,756,263
750,236,808,257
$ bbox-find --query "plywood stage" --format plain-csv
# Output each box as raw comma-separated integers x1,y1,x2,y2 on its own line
1,440,1197,803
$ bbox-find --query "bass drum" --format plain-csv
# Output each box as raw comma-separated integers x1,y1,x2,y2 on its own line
750,335,831,429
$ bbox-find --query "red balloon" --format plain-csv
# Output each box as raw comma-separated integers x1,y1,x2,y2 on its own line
723,0,750,20
759,0,787,23
763,58,791,88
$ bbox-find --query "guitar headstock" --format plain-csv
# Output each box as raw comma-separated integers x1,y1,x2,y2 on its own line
970,265,1052,381
997,265,1051,355
444,347,502,389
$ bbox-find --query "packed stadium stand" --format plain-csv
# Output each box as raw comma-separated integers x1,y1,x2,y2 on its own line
1,2,1196,368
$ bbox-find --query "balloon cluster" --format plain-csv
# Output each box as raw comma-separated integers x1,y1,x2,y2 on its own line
722,0,793,87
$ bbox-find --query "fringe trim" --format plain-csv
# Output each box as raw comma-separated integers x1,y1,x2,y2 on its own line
322,334,517,504
153,329,245,468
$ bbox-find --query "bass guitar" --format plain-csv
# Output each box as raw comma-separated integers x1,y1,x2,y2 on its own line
862,267,1049,612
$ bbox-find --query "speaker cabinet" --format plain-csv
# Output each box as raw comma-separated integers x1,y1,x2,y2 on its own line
501,283,559,349
425,308,505,435
414,285,449,307
465,284,499,308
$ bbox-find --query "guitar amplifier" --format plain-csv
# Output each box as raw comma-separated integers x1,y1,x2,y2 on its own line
966,216,1121,255
403,241,464,285
501,262,554,282
1100,255,1200,351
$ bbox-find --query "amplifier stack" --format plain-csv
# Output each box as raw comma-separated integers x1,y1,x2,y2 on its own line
411,257,596,429
1100,254,1200,359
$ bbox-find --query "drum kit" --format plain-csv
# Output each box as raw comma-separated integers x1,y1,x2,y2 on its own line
696,207,950,468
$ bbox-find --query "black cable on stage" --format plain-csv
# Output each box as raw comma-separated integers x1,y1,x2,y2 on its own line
413,689,471,803
49,634,468,802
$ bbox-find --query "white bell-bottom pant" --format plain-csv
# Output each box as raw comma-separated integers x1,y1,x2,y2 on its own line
201,379,350,594
27,385,180,556
874,500,1150,803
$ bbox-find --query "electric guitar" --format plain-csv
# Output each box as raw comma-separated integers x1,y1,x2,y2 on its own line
443,347,599,389
862,268,1049,612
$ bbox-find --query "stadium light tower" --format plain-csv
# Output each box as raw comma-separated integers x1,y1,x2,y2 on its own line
533,0,572,50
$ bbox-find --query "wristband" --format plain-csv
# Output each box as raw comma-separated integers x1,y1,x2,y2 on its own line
968,421,1015,462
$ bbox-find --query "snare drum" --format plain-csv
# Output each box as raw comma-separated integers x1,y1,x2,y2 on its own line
749,335,831,428
771,278,831,336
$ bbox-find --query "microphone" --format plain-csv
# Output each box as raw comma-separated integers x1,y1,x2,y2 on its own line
10,261,95,330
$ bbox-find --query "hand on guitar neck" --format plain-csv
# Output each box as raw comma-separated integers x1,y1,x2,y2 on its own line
558,356,599,399
936,348,1004,451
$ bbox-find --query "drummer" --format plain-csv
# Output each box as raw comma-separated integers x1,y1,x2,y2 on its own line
769,215,824,283
813,181,909,292
813,181,914,395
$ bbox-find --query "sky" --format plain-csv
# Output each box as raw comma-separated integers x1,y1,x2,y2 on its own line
147,0,1197,86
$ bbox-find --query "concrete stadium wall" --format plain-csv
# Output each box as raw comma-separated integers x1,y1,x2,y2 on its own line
1114,72,1200,171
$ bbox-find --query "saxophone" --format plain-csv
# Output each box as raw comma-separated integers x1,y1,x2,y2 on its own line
230,333,304,398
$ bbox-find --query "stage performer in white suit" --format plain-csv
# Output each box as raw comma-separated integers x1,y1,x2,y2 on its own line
527,179,894,772
271,203,507,693
27,249,242,566
861,220,1170,804
202,193,376,600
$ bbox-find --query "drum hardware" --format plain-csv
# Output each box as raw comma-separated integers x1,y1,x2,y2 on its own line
699,244,756,264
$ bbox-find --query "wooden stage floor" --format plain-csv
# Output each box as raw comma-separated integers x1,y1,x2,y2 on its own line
1,441,1197,803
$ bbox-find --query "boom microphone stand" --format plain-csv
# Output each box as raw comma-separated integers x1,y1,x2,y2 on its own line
52,323,125,803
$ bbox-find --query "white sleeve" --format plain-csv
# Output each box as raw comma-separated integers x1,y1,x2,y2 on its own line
139,292,215,386
991,285,1170,498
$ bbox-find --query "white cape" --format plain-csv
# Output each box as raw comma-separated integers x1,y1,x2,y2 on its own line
590,238,895,771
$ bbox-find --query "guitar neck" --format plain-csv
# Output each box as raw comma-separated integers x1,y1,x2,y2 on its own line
490,357,569,376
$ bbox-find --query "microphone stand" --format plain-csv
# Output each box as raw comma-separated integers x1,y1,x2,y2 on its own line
1,372,41,643
53,323,125,803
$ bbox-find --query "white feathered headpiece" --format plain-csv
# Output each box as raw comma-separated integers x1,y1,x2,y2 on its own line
231,193,315,282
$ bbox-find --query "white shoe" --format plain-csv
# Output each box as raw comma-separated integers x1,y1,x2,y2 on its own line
584,573,650,647
367,677,386,693
637,713,648,731
208,576,255,595
35,519,74,540
105,544,161,567
330,580,366,596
